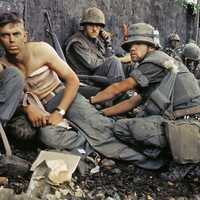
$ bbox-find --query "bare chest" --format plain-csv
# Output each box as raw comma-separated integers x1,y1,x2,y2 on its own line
0,57,46,77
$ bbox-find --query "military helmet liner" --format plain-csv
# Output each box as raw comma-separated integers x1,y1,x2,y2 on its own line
168,33,180,42
182,43,200,61
80,7,105,27
121,23,161,52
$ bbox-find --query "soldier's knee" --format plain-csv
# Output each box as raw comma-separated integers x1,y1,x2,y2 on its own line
39,126,59,148
110,56,122,68
113,119,130,138
7,115,37,141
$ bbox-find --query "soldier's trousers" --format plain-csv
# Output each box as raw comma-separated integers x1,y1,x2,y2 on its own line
8,88,167,169
0,67,24,124
40,92,166,169
94,56,125,83
113,115,169,169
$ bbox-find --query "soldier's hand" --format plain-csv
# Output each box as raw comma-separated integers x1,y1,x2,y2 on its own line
23,104,49,127
100,30,112,43
47,111,63,125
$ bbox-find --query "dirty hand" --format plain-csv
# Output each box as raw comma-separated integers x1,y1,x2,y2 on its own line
47,111,63,125
100,30,112,43
24,104,49,127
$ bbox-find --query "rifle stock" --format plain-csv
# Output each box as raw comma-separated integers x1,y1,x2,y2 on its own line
44,11,66,62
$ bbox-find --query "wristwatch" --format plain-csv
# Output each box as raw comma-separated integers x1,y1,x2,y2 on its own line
55,107,66,116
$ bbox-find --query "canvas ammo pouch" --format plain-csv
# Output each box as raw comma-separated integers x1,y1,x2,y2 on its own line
164,119,200,164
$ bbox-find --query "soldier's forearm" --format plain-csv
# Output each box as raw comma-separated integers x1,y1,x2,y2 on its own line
101,95,142,116
57,77,79,112
91,78,136,104
90,84,119,104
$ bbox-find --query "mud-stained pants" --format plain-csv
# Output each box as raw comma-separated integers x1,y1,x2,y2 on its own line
40,92,164,169
113,116,169,169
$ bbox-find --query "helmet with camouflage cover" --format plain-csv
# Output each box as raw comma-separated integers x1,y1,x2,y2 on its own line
168,33,180,42
121,23,161,52
182,43,200,61
80,7,105,27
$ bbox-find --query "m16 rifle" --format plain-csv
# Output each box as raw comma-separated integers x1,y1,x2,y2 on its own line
23,0,28,30
44,10,66,62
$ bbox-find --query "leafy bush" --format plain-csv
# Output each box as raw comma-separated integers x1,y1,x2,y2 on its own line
176,0,200,14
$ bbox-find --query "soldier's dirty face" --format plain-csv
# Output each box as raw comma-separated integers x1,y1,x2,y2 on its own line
130,43,149,62
0,22,27,55
84,24,101,39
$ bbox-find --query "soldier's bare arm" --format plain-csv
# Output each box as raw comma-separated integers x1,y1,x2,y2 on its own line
35,42,80,125
90,77,137,104
101,94,142,116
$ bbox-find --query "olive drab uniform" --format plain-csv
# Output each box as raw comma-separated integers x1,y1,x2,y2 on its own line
39,92,153,164
65,31,110,74
64,7,124,84
7,66,156,165
65,31,124,83
114,50,200,167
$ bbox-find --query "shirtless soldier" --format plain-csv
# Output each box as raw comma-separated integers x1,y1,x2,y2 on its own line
0,12,150,168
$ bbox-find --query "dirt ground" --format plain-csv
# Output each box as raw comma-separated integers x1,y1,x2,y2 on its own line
1,139,200,200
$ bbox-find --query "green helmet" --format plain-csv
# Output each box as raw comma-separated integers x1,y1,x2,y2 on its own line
182,43,200,61
168,33,180,42
121,23,161,52
80,7,105,27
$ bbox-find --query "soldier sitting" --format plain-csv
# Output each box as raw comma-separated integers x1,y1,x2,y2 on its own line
0,12,153,168
91,22,200,170
65,7,125,95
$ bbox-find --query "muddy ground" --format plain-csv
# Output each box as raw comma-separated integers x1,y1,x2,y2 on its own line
1,139,200,200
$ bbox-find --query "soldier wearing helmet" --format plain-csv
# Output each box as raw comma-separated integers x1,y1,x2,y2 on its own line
168,33,180,48
65,7,124,96
164,33,182,59
90,22,200,170
181,43,200,78
80,7,106,27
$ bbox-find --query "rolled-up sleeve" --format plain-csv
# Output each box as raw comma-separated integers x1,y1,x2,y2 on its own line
129,63,166,88
130,69,149,87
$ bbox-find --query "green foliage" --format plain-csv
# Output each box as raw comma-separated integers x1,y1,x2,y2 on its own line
175,0,200,14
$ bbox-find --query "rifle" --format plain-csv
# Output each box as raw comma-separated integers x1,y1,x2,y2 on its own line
44,11,66,62
23,0,28,30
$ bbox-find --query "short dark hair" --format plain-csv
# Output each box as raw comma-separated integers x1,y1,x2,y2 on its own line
0,12,22,27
